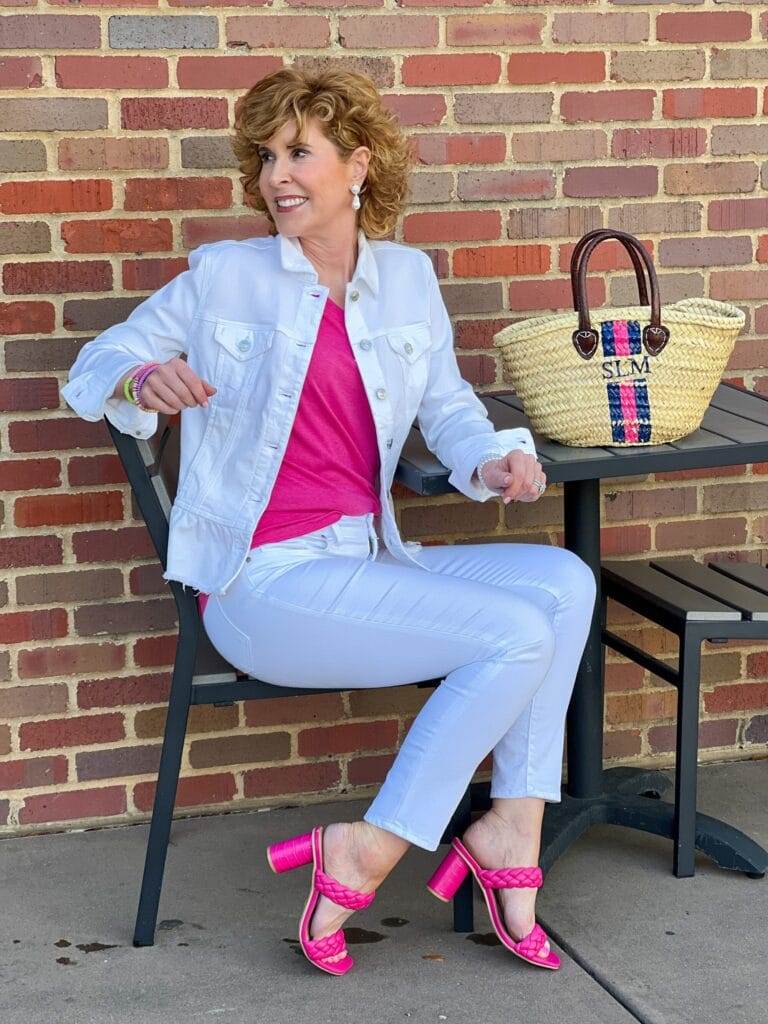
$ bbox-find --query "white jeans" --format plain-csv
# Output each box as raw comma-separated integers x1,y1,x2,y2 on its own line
202,512,597,851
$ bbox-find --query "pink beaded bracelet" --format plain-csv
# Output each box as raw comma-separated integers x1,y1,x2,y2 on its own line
128,362,160,411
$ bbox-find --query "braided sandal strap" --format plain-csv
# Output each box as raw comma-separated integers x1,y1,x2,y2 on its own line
304,928,348,961
514,922,549,960
314,870,376,910
477,866,543,890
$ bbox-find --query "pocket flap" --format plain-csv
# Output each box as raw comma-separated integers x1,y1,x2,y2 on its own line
385,323,431,364
214,322,274,360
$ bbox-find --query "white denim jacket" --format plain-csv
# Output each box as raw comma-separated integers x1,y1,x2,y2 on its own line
61,229,536,595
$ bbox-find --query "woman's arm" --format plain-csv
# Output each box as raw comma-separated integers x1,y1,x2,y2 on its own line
415,252,538,502
60,242,213,439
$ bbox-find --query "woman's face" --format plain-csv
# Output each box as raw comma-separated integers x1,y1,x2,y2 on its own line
257,117,368,239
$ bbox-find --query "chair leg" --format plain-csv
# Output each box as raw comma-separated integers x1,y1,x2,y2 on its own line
449,785,474,933
673,634,702,879
133,662,193,947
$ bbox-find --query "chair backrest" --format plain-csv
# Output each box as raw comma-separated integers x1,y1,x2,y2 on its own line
105,415,241,680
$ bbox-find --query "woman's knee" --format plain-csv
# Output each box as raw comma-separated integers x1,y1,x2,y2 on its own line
492,601,556,670
554,549,597,612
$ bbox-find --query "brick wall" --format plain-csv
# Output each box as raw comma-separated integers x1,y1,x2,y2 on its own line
1,1,767,836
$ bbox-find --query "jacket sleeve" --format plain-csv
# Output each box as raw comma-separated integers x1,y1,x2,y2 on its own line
415,252,538,502
60,242,213,440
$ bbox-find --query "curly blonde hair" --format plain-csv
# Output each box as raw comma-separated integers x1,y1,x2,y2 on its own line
231,66,414,239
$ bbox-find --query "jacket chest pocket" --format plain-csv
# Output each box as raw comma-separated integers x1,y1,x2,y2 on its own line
384,323,431,399
212,322,275,388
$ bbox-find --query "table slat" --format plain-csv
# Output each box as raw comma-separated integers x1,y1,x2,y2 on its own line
602,560,743,621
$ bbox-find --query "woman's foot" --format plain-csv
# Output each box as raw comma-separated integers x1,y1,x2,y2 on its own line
462,807,551,960
308,821,407,965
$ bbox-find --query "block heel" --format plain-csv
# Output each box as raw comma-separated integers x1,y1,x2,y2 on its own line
266,831,313,874
426,846,470,901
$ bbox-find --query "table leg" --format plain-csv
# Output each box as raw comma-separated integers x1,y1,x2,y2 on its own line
562,477,604,798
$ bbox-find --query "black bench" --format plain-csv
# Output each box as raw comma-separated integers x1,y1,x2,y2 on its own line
106,414,484,947
601,556,768,878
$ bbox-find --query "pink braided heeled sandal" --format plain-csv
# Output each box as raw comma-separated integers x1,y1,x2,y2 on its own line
266,825,376,977
426,837,560,970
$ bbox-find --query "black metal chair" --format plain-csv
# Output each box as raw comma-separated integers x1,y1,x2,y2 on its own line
105,414,485,947
601,556,768,879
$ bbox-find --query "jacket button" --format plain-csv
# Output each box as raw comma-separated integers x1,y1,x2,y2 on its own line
237,338,251,352
350,290,360,301
404,342,413,354
386,438,393,448
360,339,372,350
375,387,386,400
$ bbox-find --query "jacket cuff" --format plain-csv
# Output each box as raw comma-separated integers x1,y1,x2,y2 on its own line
448,426,538,502
60,366,158,440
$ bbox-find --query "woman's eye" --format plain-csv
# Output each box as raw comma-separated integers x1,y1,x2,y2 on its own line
259,149,307,162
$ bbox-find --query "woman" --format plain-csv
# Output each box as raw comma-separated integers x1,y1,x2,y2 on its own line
62,67,596,977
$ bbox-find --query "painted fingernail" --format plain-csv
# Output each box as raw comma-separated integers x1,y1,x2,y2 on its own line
503,476,511,484
503,496,511,504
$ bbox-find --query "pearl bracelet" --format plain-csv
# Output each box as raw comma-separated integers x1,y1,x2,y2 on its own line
476,453,506,493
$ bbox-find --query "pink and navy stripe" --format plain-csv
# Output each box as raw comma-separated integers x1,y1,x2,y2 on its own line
601,319,651,443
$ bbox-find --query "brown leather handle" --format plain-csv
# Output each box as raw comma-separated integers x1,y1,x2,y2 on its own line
569,229,649,310
570,229,669,361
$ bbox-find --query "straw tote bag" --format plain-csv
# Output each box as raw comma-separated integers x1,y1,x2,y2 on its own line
493,228,745,446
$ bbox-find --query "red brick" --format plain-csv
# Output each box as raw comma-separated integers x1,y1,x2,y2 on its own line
508,51,604,85
665,162,758,196
62,217,173,254
176,55,282,89
0,378,60,412
0,457,60,490
10,416,108,453
124,177,231,212
77,672,170,710
709,198,768,231
15,491,123,528
19,785,126,825
403,211,501,244
603,729,642,760
0,179,111,215
134,772,236,812
225,15,330,49
122,257,188,291
298,720,398,757
0,534,62,570
655,517,747,550
703,682,768,714
383,92,447,127
612,127,706,160
563,165,658,198
445,14,543,46
453,244,550,278
660,236,753,269
0,56,42,88
55,56,167,90
458,169,555,202
121,97,228,131
67,454,126,487
3,259,111,295
340,14,438,48
648,718,738,754
510,129,606,164
508,276,605,312
411,132,506,166
182,215,267,247
663,88,757,120
244,692,345,728
0,14,101,49
58,137,169,173
558,238,654,273
0,755,68,791
657,12,752,44
561,90,655,123
347,753,397,786
710,270,768,302
0,683,67,719
20,712,125,752
0,608,67,645
72,526,155,563
0,302,54,335
552,12,649,44
133,634,176,668
18,642,125,680
402,54,501,87
243,760,341,799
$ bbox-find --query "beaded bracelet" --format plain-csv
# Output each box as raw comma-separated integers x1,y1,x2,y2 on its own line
124,362,160,411
476,453,506,493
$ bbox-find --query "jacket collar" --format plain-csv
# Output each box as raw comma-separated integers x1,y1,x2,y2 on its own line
278,227,379,298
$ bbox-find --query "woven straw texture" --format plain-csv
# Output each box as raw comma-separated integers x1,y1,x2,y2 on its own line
493,297,745,447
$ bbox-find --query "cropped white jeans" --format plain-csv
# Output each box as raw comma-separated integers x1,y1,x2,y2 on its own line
202,512,597,851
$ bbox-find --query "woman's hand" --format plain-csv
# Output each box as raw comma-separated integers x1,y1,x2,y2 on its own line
476,451,547,504
118,357,217,414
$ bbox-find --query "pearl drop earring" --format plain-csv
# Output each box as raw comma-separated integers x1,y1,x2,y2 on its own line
350,183,361,210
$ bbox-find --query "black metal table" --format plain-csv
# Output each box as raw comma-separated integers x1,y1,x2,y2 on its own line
396,381,768,878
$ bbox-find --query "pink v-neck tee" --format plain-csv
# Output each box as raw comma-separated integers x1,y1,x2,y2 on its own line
198,296,381,615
